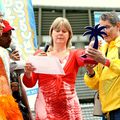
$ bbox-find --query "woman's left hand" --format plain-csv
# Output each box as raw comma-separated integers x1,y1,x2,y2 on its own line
36,51,47,56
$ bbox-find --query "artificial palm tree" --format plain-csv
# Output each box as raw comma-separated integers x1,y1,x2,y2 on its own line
83,24,107,49
81,24,107,64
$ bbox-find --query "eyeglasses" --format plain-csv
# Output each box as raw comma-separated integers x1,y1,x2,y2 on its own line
104,25,115,30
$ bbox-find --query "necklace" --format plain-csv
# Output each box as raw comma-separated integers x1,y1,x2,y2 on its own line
48,49,70,62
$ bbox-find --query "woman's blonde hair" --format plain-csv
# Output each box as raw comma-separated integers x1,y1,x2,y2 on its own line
49,17,73,48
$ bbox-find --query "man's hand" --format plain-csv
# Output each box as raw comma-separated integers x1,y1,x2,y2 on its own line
85,46,106,65
10,50,20,61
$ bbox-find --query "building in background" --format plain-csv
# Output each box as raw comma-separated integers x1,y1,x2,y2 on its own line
32,0,120,49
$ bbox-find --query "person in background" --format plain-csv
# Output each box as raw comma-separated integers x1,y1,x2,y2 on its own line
84,11,120,120
0,15,23,120
1,19,33,120
23,17,85,120
0,12,4,35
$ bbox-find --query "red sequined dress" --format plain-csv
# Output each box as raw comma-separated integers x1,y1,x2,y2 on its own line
23,49,84,120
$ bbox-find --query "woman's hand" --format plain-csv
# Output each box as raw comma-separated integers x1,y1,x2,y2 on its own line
24,63,36,78
36,51,47,56
85,64,96,75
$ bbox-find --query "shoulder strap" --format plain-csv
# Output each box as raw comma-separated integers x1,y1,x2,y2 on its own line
118,47,120,59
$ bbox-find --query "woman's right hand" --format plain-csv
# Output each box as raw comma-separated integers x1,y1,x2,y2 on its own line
85,64,96,74
24,63,36,78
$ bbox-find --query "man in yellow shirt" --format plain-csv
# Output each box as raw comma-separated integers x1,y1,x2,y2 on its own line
84,11,120,120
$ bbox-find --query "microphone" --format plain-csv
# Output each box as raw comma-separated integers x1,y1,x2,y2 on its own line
7,44,16,53
44,42,50,52
10,44,16,52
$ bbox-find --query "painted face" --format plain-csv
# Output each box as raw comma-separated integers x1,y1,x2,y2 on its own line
52,25,69,46
0,31,12,48
99,20,119,43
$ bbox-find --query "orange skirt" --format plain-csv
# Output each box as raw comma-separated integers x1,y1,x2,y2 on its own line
0,95,23,120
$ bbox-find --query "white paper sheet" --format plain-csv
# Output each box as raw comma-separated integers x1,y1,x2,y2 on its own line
27,56,65,75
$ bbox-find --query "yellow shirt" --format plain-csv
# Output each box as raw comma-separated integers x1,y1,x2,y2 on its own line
84,36,120,113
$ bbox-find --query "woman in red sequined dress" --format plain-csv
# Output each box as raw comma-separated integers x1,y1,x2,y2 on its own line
23,17,84,120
